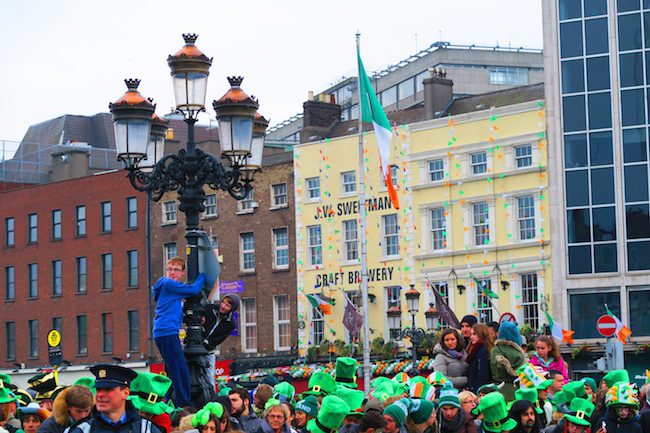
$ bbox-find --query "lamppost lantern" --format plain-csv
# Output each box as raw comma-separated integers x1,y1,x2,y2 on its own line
239,111,269,181
167,33,213,118
425,303,439,330
405,284,420,314
213,76,259,167
140,112,169,173
109,79,155,169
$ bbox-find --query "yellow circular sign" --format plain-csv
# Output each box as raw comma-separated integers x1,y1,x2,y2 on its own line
47,330,61,347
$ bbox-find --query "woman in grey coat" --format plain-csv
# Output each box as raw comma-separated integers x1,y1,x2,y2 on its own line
433,328,469,389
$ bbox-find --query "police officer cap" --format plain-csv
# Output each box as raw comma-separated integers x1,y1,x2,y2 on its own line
90,364,138,389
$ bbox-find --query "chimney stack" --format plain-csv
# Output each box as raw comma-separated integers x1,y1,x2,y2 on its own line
423,67,453,119
301,96,342,143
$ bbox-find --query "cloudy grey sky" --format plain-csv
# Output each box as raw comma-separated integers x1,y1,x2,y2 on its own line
0,0,542,146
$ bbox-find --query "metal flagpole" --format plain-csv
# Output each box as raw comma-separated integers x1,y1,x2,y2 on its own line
356,31,372,395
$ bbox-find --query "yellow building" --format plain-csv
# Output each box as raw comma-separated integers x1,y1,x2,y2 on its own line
294,83,550,355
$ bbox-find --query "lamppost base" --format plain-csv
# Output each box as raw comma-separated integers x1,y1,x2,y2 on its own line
186,352,216,406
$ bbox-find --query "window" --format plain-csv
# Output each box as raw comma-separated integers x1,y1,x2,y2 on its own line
76,315,87,355
398,78,415,100
488,67,529,85
307,225,322,266
387,285,401,309
341,171,357,194
272,183,288,207
473,202,490,246
76,257,87,293
274,295,291,351
5,217,14,247
241,298,257,352
240,233,255,271
383,214,399,257
76,206,86,236
101,201,112,232
428,159,444,182
52,260,62,296
51,210,62,240
127,250,138,287
389,165,398,187
629,288,650,336
127,197,137,228
101,254,112,290
306,177,320,200
164,243,177,263
28,213,37,243
5,322,15,360
5,267,14,301
569,290,620,339
381,86,397,107
28,319,38,358
238,190,255,212
430,207,447,250
28,263,38,298
471,152,487,175
343,220,359,261
162,201,177,224
431,281,450,308
128,310,139,351
203,194,217,218
52,317,62,335
521,274,539,330
517,196,536,240
515,144,533,168
312,307,325,345
476,279,494,323
102,313,113,353
272,228,289,269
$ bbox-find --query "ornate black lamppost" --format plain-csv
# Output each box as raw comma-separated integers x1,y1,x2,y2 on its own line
396,284,426,375
109,34,266,406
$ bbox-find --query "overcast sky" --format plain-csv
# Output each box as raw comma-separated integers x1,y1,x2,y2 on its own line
0,0,542,147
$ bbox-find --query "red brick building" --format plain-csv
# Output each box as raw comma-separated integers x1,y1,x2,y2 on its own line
0,170,149,368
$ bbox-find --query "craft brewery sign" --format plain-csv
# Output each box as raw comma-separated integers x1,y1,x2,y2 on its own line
315,266,395,288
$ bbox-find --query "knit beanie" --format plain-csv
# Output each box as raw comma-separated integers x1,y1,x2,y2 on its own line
295,395,319,417
409,399,435,424
223,293,241,312
497,321,522,346
383,398,411,426
461,315,478,327
438,384,461,409
581,378,598,393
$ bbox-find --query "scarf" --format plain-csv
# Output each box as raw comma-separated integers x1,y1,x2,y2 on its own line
534,352,555,368
466,341,484,365
446,348,464,360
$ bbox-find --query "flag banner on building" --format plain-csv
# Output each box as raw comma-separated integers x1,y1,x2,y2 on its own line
307,294,332,315
357,49,399,209
605,304,632,344
544,311,574,344
342,296,363,339
426,278,461,328
472,276,498,299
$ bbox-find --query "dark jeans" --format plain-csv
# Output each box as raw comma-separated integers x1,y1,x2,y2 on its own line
155,334,191,407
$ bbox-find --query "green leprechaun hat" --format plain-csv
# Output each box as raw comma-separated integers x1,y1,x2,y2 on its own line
427,371,449,387
370,377,392,390
473,392,517,433
0,380,14,404
410,381,435,401
0,374,16,391
372,380,402,402
393,372,410,385
333,385,365,416
606,382,639,409
129,372,173,415
562,381,588,400
603,370,630,388
307,395,350,433
551,391,571,412
334,357,358,389
274,382,296,403
73,377,96,396
302,372,336,397
563,398,595,427
508,388,543,414
516,363,553,390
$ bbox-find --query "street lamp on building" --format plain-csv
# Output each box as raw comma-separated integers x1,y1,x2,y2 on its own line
395,284,427,375
109,34,266,406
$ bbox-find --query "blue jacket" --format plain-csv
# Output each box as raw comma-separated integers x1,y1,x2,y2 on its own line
467,344,491,393
152,274,205,338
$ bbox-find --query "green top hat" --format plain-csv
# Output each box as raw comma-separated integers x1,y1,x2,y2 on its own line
0,374,12,387
218,386,232,397
508,388,543,414
73,377,96,395
409,381,435,400
603,370,629,389
392,372,410,385
551,391,571,412
472,392,517,433
333,385,365,416
0,381,13,404
295,395,319,417
516,363,553,390
562,381,587,400
563,398,595,427
370,377,392,390
307,395,350,433
334,357,358,389
274,382,296,403
606,382,639,409
427,371,449,387
302,372,336,397
372,380,402,402
129,372,173,415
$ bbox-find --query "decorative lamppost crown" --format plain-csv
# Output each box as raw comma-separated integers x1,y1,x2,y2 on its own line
109,79,155,169
168,33,213,117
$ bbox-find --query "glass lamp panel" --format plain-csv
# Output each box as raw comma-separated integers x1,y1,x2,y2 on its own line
141,135,165,173
247,134,265,167
172,72,208,110
114,119,150,159
232,117,254,153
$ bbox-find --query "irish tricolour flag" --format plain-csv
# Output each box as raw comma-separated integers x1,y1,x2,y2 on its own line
605,304,632,344
307,294,331,315
545,311,574,344
357,50,399,210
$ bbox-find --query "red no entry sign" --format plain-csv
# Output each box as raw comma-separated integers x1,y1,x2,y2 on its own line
596,315,617,337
